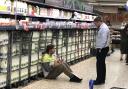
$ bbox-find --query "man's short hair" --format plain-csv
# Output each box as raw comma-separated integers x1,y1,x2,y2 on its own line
94,16,103,22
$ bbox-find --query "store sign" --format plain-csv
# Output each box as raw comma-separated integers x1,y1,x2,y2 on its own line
30,0,45,3
63,0,93,13
45,0,93,12
45,0,64,7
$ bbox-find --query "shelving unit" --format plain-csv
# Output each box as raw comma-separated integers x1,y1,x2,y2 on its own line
0,0,97,89
0,30,97,89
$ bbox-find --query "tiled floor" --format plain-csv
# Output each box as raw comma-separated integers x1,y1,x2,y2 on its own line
22,50,128,89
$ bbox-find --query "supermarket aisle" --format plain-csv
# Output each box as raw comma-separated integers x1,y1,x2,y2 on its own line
22,50,128,89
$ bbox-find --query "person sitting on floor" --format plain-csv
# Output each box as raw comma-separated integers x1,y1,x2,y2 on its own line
40,44,82,83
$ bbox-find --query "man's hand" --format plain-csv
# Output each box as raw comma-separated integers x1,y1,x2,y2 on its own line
97,48,101,53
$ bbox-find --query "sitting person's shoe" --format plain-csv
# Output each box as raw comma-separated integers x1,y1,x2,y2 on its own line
120,58,123,61
70,75,82,83
93,80,105,85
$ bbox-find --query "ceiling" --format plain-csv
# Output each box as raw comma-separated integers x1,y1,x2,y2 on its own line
79,0,128,13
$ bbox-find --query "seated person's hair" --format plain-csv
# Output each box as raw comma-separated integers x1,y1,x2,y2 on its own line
42,44,55,54
45,44,55,53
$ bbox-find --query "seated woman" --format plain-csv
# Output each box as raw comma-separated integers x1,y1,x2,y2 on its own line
40,44,82,83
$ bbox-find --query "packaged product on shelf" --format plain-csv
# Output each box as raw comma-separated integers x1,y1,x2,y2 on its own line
47,31,53,37
13,1,28,15
0,74,6,88
38,51,42,59
11,56,20,70
0,18,10,26
52,39,56,45
32,21,43,30
32,42,38,53
62,47,66,53
72,12,81,20
20,68,28,80
80,22,89,29
40,8,48,17
67,54,71,62
32,32,40,41
47,8,52,17
12,43,20,56
0,56,20,72
0,45,8,54
72,45,76,51
84,14,93,21
38,22,46,30
21,56,29,68
71,53,75,59
0,32,8,45
58,48,61,54
11,71,19,83
19,20,29,26
67,12,72,19
60,10,64,18
58,39,63,45
31,53,38,65
81,14,85,20
28,5,39,16
30,65,39,76
10,19,16,26
52,9,60,18
32,43,36,52
0,0,11,13
75,52,79,59
0,59,7,72
0,18,16,26
63,11,68,19
19,20,29,31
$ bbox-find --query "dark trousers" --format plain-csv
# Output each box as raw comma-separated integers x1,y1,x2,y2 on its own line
96,47,109,83
126,54,128,63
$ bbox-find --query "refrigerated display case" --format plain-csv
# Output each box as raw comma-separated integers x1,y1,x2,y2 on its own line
0,0,97,89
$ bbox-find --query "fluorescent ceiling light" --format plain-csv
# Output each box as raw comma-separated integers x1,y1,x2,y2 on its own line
88,2,125,6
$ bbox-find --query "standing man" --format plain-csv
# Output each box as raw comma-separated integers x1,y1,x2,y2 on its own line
93,17,110,85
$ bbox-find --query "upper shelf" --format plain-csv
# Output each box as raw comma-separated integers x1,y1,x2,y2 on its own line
21,0,97,15
0,12,93,23
0,0,97,22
